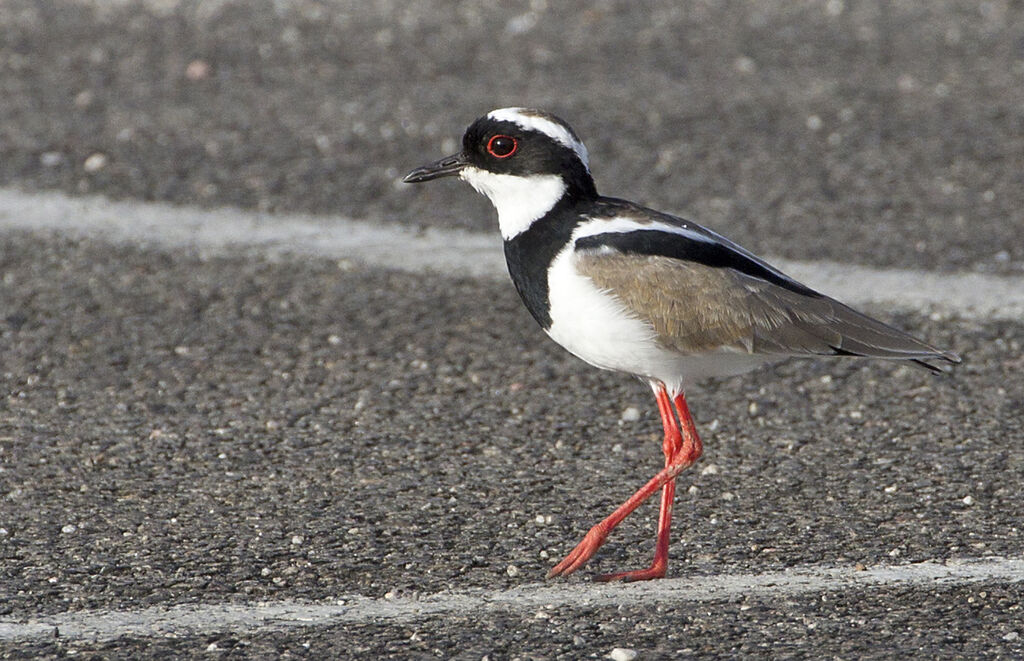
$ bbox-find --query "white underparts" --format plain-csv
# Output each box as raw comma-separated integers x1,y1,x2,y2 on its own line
545,242,774,393
460,168,567,240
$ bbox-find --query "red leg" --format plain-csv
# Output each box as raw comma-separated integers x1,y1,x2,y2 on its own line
673,392,702,460
594,385,680,582
547,386,703,580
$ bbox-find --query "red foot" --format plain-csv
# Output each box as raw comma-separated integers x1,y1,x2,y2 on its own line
595,562,667,583
546,525,608,578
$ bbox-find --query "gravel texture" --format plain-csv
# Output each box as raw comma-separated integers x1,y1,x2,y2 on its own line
0,0,1022,273
2,235,1019,618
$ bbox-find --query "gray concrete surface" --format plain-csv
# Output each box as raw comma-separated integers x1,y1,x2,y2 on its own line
1,0,1023,658
2,230,1022,657
4,557,1024,643
0,0,1022,274
1,188,1023,320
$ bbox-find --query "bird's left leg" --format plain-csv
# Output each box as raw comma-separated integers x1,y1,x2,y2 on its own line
548,384,702,580
593,383,682,581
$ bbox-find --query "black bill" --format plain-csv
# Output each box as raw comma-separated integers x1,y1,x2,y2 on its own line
402,153,468,183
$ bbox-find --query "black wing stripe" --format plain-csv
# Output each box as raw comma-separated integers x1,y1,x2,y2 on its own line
575,230,822,298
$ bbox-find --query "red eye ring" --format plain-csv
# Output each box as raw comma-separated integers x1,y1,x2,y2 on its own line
486,134,518,158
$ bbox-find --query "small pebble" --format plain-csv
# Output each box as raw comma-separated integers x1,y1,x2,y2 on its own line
1003,632,1020,642
962,495,974,506
733,56,756,74
61,524,76,534
40,152,64,167
608,648,638,661
185,59,212,80
619,406,641,423
825,0,844,16
73,90,94,109
83,153,108,173
506,564,520,577
505,12,538,35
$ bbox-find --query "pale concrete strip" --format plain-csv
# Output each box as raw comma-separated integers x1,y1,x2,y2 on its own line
0,188,505,277
2,557,1023,642
1,188,1022,320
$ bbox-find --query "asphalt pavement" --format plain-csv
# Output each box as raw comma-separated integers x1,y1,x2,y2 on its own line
2,1,1024,658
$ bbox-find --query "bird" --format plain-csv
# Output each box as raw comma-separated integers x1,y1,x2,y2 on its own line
402,107,960,582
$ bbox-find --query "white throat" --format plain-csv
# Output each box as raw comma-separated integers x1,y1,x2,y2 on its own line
460,167,567,240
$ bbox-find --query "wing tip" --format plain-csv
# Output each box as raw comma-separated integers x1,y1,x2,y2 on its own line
912,350,962,375
829,345,962,374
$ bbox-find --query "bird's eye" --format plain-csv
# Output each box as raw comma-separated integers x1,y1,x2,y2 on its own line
486,135,518,158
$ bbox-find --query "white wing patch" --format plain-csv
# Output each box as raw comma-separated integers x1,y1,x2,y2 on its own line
571,216,718,247
570,214,811,294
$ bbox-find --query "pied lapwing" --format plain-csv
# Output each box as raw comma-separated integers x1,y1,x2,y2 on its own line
403,107,960,582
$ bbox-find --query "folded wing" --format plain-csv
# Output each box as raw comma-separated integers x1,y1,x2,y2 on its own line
573,221,960,371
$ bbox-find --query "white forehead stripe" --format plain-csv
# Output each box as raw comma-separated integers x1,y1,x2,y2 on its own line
487,107,590,169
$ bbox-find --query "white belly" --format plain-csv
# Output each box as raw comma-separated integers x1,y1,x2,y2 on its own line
544,248,771,393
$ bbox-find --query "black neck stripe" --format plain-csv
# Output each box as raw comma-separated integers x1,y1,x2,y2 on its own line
502,198,581,329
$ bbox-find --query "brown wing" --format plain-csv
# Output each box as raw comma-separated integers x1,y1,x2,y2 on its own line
576,253,959,368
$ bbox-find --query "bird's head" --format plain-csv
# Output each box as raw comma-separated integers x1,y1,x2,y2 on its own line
403,108,597,239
